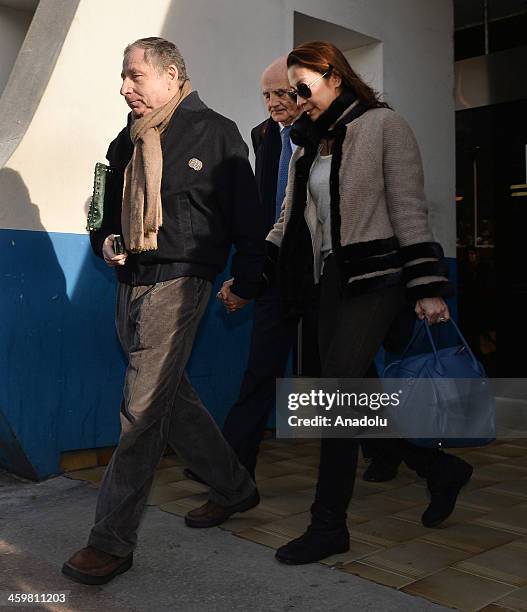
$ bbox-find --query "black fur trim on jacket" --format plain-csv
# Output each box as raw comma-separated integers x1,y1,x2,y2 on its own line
265,240,279,263
346,270,404,296
399,241,444,264
328,122,347,269
342,251,402,277
277,146,317,315
262,240,280,288
407,280,455,301
329,105,370,274
340,236,400,261
403,260,450,283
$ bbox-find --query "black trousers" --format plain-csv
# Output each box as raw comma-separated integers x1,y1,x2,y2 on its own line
312,257,442,523
222,284,320,478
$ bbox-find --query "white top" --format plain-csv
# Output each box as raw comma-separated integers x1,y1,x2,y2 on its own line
308,152,333,257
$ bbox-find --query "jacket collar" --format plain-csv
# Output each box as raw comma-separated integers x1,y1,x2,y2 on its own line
174,90,208,112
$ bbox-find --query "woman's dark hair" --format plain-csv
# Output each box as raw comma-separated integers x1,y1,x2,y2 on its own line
287,40,390,110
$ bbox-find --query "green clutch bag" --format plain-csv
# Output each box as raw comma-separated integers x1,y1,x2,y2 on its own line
86,162,115,231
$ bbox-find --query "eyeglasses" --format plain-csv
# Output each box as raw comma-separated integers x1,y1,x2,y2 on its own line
292,66,333,100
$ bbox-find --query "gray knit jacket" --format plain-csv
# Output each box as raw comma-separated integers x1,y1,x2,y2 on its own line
266,106,452,301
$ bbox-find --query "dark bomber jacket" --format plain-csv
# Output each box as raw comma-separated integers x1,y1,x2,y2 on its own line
90,91,266,299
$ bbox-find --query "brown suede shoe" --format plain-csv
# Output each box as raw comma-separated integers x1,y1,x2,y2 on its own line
185,488,260,528
62,546,133,585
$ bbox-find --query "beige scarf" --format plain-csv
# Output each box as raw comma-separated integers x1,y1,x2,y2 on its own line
122,80,192,253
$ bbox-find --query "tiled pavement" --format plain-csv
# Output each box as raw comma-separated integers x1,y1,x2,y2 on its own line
64,439,527,611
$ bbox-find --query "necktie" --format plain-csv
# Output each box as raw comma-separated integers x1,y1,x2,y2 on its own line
275,125,293,221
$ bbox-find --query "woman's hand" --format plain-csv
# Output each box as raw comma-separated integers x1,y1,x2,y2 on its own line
415,297,450,325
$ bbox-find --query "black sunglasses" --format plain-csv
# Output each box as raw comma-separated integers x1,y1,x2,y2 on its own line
293,65,333,99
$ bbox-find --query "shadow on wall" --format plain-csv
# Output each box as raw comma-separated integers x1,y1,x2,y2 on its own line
0,168,68,478
64,197,126,453
0,170,126,478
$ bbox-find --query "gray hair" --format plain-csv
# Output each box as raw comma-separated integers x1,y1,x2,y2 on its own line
124,37,188,82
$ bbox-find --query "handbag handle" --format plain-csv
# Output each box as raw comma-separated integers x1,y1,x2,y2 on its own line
428,317,481,372
392,319,428,364
386,317,481,376
383,319,429,376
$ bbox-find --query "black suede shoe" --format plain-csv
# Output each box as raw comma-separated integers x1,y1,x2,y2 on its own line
275,526,350,564
363,459,398,483
422,456,473,528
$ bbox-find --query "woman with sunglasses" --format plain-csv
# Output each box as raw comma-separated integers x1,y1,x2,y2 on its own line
265,41,472,564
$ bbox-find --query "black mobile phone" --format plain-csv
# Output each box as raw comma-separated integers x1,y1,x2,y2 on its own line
113,235,125,255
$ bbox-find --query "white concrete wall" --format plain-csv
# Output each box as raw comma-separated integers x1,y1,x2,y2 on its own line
0,5,33,95
344,44,384,101
2,0,455,254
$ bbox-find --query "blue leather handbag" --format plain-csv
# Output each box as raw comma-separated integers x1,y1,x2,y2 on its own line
382,318,496,449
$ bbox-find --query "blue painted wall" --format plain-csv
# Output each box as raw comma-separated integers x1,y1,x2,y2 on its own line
1,228,254,478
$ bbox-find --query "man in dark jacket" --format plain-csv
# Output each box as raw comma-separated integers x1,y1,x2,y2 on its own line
63,37,264,585
216,58,320,479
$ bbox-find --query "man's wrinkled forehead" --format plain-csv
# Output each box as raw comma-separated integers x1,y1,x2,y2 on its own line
261,80,291,96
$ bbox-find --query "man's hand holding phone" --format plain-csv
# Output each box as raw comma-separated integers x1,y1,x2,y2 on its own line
102,234,128,267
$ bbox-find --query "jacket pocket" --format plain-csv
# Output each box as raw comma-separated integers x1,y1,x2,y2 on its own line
155,191,193,259
187,193,225,248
